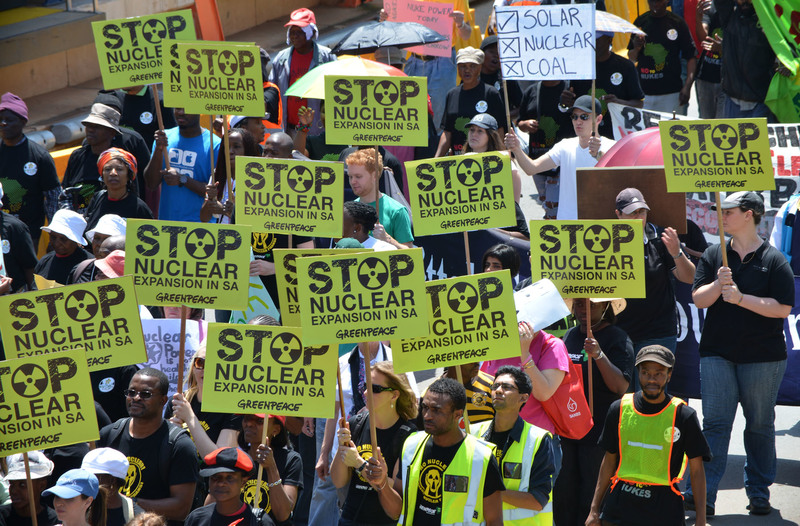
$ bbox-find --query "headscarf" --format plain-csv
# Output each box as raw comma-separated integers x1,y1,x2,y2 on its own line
97,147,137,180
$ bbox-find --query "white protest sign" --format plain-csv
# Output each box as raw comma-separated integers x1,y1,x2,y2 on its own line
140,319,204,398
514,279,571,330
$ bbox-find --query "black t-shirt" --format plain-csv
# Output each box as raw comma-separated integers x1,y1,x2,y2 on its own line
121,87,177,147
250,232,312,312
398,437,504,526
599,393,710,526
694,240,795,363
34,248,92,286
518,81,572,158
240,446,303,524
106,499,146,526
62,145,103,211
0,504,59,526
615,224,678,342
164,396,242,445
0,211,37,292
480,70,523,110
84,191,153,232
441,83,507,155
185,503,274,526
629,12,697,95
341,414,417,524
695,10,722,83
507,201,530,239
563,325,633,444
90,365,139,423
306,132,347,162
0,137,60,235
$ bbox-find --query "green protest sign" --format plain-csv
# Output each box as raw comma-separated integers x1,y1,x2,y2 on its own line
165,41,263,115
297,249,429,344
235,157,344,237
325,76,428,146
528,220,645,298
0,277,146,371
406,152,517,235
124,219,251,309
202,324,337,418
91,11,196,90
0,348,98,455
391,271,519,373
274,249,371,327
659,118,774,192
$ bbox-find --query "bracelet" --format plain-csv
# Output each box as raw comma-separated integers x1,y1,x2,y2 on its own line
377,480,387,492
267,479,282,488
595,350,604,360
737,293,744,305
356,461,368,474
297,124,311,133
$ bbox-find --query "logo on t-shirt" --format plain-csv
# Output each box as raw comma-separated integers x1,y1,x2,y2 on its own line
140,112,154,125
23,162,37,176
475,100,488,113
471,391,490,408
122,457,145,497
664,426,681,443
494,81,502,91
252,232,278,257
666,29,678,41
98,377,115,392
610,72,623,86
418,458,445,503
1,239,10,254
243,479,270,512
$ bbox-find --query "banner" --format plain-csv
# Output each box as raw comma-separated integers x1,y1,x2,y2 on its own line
125,219,251,309
297,249,429,344
91,11,196,89
139,319,204,399
164,41,263,115
202,324,337,417
394,0,454,58
0,349,99,454
495,4,596,80
659,118,774,192
391,271,519,373
273,249,369,327
528,220,645,298
235,156,344,237
406,152,517,235
0,277,146,371
325,76,428,147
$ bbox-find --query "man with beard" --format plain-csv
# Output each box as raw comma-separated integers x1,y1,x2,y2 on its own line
586,346,711,526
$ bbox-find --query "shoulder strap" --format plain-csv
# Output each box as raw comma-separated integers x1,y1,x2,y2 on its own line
160,422,190,483
351,411,369,441
71,259,95,283
121,495,134,522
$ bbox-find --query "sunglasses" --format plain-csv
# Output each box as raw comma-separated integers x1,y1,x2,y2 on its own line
123,389,154,400
571,113,591,121
194,357,205,370
491,382,519,392
371,385,395,394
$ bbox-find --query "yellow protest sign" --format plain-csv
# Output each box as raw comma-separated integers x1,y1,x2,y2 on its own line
528,220,645,298
235,157,344,237
391,271,519,373
0,277,146,371
274,249,371,327
659,118,775,192
325,76,428,146
406,152,517,235
165,41,263,115
91,11,196,90
0,349,99,455
297,249,430,344
202,324,337,418
124,219,251,309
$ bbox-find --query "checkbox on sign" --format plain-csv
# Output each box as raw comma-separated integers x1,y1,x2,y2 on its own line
496,10,518,33
502,61,522,78
499,37,520,58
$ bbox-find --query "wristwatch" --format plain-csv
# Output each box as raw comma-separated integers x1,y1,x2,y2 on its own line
179,174,188,187
356,461,368,474
673,248,685,259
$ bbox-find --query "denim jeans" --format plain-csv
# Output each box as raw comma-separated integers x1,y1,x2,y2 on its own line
404,51,457,132
307,418,341,526
723,97,777,122
685,356,787,506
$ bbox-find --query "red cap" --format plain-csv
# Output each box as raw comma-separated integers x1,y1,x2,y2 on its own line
284,8,316,28
252,414,286,427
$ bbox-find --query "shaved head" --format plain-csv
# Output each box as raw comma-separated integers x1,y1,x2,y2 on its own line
264,132,294,159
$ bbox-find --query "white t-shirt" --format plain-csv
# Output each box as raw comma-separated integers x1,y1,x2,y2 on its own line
546,136,616,220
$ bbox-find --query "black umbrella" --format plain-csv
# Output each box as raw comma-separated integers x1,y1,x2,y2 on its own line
330,20,448,55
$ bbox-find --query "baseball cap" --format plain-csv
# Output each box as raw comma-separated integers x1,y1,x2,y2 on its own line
635,345,676,368
5,451,54,481
615,188,650,215
199,447,254,477
42,469,99,499
572,95,603,114
480,35,498,51
42,209,87,245
0,92,28,121
711,191,765,214
456,46,484,65
82,103,121,134
285,8,316,28
81,447,129,480
467,113,498,131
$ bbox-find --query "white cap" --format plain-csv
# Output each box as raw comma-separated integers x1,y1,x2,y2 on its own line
81,447,129,480
42,209,87,245
85,214,126,244
5,451,54,480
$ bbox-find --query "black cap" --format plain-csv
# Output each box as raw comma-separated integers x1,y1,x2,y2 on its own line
199,447,253,477
480,35,498,51
711,191,764,214
635,345,675,368
572,95,603,114
616,188,650,214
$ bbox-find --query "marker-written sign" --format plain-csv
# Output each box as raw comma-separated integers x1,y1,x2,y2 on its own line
0,349,98,454
659,118,775,192
235,157,344,237
297,249,430,344
124,219,251,309
0,277,146,371
396,0,454,58
529,220,645,298
91,11,196,89
391,271,519,373
407,152,516,235
274,249,370,327
325,76,428,147
495,4,595,80
202,324,337,418
165,41,263,115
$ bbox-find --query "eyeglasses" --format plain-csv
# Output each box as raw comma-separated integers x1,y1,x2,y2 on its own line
123,389,154,400
194,357,205,370
371,385,395,394
491,382,519,392
571,113,591,121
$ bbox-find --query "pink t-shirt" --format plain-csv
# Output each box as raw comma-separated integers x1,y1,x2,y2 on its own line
481,330,570,433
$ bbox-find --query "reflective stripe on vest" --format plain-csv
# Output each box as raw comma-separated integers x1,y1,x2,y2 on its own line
398,432,492,525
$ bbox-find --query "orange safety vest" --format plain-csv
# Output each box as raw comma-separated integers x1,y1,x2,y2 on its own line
262,81,283,143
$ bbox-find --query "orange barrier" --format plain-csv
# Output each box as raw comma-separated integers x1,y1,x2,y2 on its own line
192,0,224,41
